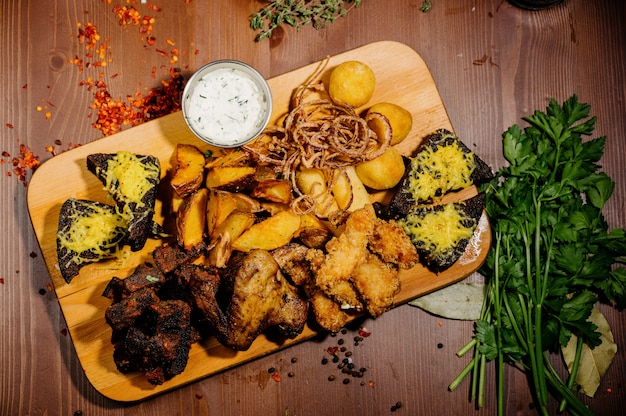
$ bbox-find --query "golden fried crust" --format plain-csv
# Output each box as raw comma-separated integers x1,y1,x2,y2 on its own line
309,291,351,333
313,205,376,310
368,218,419,269
351,252,400,317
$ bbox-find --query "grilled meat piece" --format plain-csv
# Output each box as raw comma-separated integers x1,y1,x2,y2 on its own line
105,287,160,332
187,249,309,351
112,299,195,385
176,263,226,336
102,263,166,302
103,262,196,385
152,242,207,274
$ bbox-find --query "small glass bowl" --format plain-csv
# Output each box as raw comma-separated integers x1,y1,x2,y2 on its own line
182,60,272,148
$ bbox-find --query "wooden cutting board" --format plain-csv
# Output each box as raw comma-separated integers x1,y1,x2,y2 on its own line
27,41,491,402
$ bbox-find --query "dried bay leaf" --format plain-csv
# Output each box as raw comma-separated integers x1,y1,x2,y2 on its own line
561,306,617,397
408,281,485,320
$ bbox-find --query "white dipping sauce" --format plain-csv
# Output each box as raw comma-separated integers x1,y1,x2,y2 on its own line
183,65,271,147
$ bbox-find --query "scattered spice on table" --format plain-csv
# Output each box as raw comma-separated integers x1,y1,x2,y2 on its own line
1,144,41,186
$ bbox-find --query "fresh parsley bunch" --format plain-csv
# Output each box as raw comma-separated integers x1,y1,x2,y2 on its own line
249,0,362,42
450,95,626,416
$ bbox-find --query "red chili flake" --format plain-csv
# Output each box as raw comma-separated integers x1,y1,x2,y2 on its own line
46,282,53,291
148,4,162,12
358,327,372,338
195,393,203,399
61,328,68,336
2,151,10,157
6,123,13,128
271,372,282,382
22,84,28,89
0,278,5,284
8,144,41,186
325,346,340,356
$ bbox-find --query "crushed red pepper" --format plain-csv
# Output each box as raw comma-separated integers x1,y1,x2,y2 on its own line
1,144,41,186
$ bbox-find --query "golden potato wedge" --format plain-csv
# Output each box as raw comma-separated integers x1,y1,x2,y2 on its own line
251,179,294,204
332,166,371,211
205,166,257,192
208,210,256,267
232,210,301,252
170,144,206,198
171,191,184,214
207,190,262,238
176,188,209,250
260,201,290,215
299,213,330,231
204,149,250,169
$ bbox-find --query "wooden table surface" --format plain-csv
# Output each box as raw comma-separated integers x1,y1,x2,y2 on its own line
1,1,624,415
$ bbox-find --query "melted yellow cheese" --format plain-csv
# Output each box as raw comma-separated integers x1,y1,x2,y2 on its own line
407,141,475,202
57,201,127,265
104,151,160,212
399,203,475,257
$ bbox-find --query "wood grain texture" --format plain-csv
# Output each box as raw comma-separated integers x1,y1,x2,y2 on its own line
27,41,490,401
2,0,625,414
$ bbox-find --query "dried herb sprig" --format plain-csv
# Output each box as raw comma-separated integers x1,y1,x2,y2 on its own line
250,0,362,42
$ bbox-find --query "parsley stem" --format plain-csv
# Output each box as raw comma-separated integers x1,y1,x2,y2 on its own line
448,357,475,391
559,336,584,412
455,338,477,357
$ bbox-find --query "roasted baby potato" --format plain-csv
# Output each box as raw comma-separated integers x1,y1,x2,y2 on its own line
232,210,301,252
367,103,413,145
176,188,209,250
355,147,405,190
170,144,206,198
328,61,376,108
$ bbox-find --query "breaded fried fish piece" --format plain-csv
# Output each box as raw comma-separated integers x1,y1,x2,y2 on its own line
313,205,376,310
352,252,400,317
368,217,419,269
272,244,351,333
